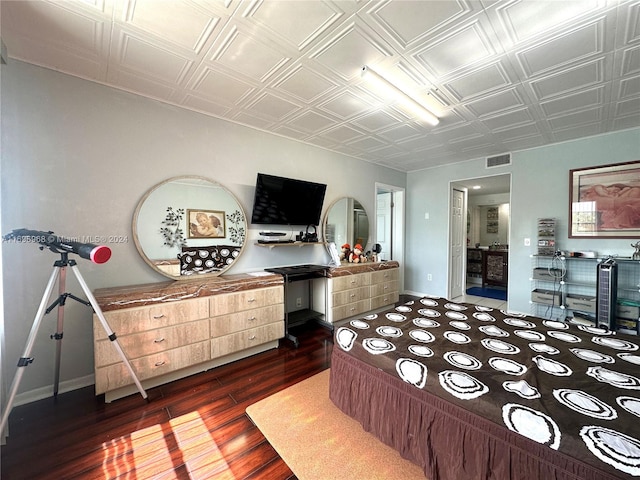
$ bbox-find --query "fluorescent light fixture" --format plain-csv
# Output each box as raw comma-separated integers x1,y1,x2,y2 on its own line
361,65,439,126
473,185,481,190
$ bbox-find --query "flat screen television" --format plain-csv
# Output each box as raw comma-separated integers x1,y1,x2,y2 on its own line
250,173,327,226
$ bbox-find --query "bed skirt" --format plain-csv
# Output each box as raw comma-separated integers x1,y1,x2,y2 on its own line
329,347,622,480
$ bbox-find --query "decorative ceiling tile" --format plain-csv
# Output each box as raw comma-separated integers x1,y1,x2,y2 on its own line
2,0,638,172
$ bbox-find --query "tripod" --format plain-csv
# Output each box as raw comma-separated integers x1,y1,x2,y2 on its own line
0,251,148,433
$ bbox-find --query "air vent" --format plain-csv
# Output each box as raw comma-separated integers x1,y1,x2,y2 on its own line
486,153,511,168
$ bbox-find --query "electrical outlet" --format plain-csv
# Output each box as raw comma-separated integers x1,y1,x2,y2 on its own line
296,297,302,307
427,274,432,281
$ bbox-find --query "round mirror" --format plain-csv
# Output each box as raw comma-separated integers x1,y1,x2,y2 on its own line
323,197,369,251
133,176,247,279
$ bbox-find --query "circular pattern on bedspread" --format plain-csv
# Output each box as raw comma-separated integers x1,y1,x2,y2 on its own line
529,343,560,355
443,351,482,370
408,345,434,357
502,404,561,449
514,330,545,341
481,338,520,354
396,305,412,313
472,312,496,322
478,325,509,337
586,366,640,389
396,358,427,388
577,324,612,335
591,336,639,351
362,338,396,355
489,357,527,375
385,312,407,322
449,320,471,330
618,353,640,365
336,327,357,351
503,318,536,328
445,303,467,311
376,326,403,337
533,356,572,376
418,308,441,318
420,298,439,307
413,318,440,328
570,348,615,364
438,370,488,399
617,396,640,418
444,331,471,344
580,426,640,476
547,331,581,343
445,311,468,321
553,389,617,420
543,319,569,330
503,380,540,399
350,319,370,329
409,329,435,343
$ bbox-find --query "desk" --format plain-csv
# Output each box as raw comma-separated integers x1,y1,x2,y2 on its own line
264,264,329,347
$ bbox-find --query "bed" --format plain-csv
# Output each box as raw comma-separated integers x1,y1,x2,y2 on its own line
329,296,640,480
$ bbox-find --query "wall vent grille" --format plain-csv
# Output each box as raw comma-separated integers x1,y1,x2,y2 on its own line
486,153,511,168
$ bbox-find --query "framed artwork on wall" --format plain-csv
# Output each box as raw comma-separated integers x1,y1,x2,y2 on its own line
569,160,640,238
187,209,226,238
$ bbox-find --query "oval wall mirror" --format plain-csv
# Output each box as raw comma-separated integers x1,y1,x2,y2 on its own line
133,175,247,279
323,197,369,250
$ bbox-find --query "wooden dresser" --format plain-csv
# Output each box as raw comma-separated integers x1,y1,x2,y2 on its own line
314,261,400,325
92,273,284,402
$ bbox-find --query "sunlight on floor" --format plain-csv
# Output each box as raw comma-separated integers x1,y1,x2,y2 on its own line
101,410,235,479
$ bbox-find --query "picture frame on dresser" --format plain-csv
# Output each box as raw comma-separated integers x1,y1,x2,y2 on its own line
569,160,640,238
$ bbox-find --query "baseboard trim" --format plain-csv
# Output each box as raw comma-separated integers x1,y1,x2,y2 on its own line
12,374,95,407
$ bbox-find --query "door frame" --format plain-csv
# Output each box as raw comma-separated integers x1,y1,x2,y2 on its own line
375,182,405,294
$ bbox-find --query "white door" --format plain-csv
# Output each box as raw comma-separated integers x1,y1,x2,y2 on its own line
449,188,466,299
376,184,405,293
376,191,392,261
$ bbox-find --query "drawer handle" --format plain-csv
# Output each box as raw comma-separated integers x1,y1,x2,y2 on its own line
249,335,256,341
154,360,166,367
350,293,356,298
154,337,165,343
384,286,389,290
248,316,256,322
350,280,356,284
350,307,356,312
247,298,256,303
153,314,165,319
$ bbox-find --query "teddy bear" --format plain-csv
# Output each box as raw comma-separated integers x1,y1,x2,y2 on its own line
340,243,351,262
349,243,364,263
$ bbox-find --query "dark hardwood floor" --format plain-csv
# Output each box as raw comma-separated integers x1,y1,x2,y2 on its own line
1,323,334,480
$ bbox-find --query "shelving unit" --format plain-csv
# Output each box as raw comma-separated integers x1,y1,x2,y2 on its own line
530,254,640,334
255,241,327,250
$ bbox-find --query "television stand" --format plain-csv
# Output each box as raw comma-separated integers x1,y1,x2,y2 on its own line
264,264,330,347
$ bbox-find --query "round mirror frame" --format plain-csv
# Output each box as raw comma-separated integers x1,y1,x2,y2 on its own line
322,196,370,251
132,175,247,280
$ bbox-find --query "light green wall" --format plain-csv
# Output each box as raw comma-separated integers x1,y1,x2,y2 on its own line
406,127,640,314
0,60,405,400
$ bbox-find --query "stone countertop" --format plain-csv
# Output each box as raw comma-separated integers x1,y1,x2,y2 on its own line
326,260,399,277
93,273,284,311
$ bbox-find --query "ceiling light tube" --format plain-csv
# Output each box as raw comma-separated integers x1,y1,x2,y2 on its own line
361,65,439,126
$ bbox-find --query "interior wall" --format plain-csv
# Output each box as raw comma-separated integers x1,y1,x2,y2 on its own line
0,60,406,401
406,127,640,315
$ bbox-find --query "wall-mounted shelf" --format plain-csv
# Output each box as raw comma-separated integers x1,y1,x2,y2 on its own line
255,241,327,250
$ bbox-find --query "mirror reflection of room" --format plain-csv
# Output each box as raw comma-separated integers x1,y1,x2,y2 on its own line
324,197,369,255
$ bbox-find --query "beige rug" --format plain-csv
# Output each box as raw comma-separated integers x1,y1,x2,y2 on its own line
246,369,427,480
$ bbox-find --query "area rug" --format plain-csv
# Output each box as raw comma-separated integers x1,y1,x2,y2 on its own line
246,369,427,480
466,286,507,300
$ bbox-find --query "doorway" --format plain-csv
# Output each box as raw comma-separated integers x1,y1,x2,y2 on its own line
375,183,405,293
449,174,511,300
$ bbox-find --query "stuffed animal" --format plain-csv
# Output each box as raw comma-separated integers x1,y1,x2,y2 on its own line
340,243,351,262
349,243,364,263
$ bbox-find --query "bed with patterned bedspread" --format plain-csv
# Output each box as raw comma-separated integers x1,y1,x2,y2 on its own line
329,296,640,480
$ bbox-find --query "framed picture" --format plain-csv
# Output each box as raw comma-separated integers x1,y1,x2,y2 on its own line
187,209,226,238
569,161,640,238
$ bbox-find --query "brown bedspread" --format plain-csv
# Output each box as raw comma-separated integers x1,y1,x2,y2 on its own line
329,296,640,479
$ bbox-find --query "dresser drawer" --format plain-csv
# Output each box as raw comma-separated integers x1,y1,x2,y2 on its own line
371,268,399,284
95,340,210,394
209,286,283,316
210,304,284,336
332,299,371,322
331,273,370,292
211,322,284,359
94,297,209,340
332,286,370,307
371,291,399,310
370,280,399,298
94,318,210,367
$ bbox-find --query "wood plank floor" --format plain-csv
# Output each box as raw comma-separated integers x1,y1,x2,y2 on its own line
1,323,335,480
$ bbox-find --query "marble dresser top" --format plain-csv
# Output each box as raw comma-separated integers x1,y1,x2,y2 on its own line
93,273,284,311
326,260,399,277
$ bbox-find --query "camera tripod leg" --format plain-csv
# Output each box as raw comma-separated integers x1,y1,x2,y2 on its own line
69,264,148,401
0,266,60,434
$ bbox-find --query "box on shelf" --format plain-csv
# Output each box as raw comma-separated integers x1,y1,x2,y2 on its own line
532,268,564,281
531,289,561,306
616,318,639,336
566,294,596,314
617,304,640,320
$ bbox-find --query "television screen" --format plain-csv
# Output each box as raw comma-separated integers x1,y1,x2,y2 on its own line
251,173,327,226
